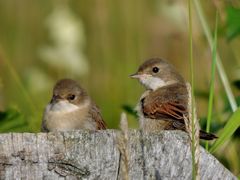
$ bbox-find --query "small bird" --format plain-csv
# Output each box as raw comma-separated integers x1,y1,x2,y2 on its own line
131,58,217,140
41,79,106,132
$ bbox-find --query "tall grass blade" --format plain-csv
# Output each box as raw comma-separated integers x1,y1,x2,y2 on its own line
210,107,240,153
193,0,237,112
0,49,37,116
205,12,218,150
188,0,200,179
184,84,200,180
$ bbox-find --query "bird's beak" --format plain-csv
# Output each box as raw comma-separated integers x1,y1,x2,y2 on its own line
130,73,142,79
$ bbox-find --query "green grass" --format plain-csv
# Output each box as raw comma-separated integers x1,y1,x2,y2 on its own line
210,107,240,153
193,0,237,112
188,0,198,179
0,51,37,116
205,12,218,151
193,0,240,175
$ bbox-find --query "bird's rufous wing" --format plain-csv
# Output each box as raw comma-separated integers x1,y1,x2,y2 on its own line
142,87,188,127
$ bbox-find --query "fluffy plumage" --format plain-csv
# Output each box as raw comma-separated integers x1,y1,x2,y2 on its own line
132,58,217,140
41,79,106,132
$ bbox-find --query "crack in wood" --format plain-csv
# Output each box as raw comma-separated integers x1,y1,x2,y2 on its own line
48,154,90,178
116,151,121,180
0,155,11,178
11,149,27,160
140,130,147,180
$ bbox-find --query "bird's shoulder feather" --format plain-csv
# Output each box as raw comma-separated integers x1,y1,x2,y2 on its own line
89,102,107,130
142,83,188,124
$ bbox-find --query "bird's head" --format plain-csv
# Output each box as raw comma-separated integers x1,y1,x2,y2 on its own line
131,58,185,90
49,79,89,112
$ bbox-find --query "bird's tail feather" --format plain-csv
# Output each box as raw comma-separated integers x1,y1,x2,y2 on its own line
199,130,217,140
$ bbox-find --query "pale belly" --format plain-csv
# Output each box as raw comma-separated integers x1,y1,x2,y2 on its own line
42,105,96,131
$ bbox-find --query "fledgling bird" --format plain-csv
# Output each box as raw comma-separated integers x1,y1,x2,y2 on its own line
41,79,106,132
131,58,217,140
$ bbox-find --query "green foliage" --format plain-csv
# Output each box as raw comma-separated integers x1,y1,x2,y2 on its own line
200,117,223,134
0,108,28,132
233,127,240,139
194,0,237,112
210,107,240,153
193,1,240,174
188,0,199,179
205,12,218,150
122,104,138,118
226,7,240,40
224,96,240,113
232,80,240,90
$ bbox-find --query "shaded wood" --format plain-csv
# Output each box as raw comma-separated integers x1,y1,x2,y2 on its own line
0,130,237,180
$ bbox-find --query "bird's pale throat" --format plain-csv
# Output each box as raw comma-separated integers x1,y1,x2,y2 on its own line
138,74,176,90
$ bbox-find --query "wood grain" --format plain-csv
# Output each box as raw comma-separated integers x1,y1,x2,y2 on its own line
0,130,237,180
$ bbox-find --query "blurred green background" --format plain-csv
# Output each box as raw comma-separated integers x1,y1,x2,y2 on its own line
0,0,239,176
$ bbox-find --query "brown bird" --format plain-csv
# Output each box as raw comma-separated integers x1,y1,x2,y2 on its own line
131,58,217,140
41,79,106,132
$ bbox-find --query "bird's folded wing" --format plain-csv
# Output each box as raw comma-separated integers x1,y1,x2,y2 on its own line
41,119,49,132
142,91,188,124
90,104,107,130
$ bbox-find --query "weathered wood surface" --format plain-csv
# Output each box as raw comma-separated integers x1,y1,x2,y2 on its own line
0,130,237,180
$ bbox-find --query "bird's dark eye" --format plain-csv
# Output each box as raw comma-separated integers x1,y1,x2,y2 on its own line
68,94,75,100
152,67,159,73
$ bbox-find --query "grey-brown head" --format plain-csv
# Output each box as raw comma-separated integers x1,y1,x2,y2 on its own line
49,79,89,112
131,58,185,90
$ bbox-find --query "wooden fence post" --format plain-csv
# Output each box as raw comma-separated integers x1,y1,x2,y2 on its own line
0,130,237,179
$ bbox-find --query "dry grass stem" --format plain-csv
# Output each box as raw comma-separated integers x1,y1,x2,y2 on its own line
185,83,200,180
116,112,129,180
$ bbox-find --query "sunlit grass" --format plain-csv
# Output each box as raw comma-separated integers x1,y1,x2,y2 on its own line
193,0,240,175
0,49,37,116
193,0,237,112
205,12,218,151
188,0,199,179
210,108,240,153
